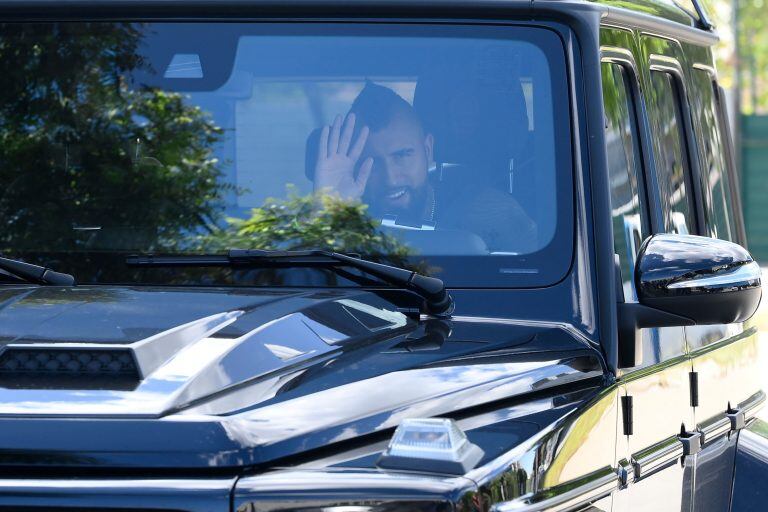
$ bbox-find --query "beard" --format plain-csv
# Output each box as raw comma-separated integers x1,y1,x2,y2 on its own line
366,183,430,222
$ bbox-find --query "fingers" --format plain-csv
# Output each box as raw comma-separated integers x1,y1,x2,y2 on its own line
317,125,329,161
338,113,357,155
328,114,342,156
318,112,367,162
348,125,370,161
356,157,374,190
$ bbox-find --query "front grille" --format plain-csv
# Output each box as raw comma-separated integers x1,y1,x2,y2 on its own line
0,348,140,390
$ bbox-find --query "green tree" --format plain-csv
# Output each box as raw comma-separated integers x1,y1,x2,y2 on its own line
0,23,228,253
192,187,419,268
737,0,768,112
0,22,422,285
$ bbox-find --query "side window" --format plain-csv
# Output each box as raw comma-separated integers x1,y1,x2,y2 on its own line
648,71,696,234
692,69,738,241
601,62,644,299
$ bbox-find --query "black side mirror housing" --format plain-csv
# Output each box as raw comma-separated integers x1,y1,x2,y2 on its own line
618,234,762,368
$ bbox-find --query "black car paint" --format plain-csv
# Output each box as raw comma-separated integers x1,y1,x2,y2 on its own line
0,1,763,511
0,285,603,470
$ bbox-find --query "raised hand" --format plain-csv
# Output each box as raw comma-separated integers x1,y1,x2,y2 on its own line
313,113,373,201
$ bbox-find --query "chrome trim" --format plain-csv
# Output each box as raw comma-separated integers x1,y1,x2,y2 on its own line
600,5,719,46
490,468,617,512
0,311,244,417
637,234,760,298
0,310,242,379
632,435,683,480
234,468,475,511
0,477,235,511
667,261,761,290
215,356,602,446
617,458,634,489
0,295,412,417
700,414,731,442
132,311,242,378
447,315,596,349
0,478,233,491
741,390,766,419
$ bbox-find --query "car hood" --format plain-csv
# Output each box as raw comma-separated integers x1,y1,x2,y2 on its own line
0,285,604,469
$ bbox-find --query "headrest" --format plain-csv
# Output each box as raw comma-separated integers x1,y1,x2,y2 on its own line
413,53,530,169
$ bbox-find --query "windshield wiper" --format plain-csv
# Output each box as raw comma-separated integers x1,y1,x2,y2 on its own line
0,256,76,286
126,249,454,317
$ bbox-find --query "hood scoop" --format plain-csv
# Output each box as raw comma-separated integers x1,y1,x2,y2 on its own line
0,347,139,390
0,288,411,417
0,310,242,394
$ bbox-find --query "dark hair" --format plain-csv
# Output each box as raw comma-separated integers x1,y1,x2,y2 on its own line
350,82,422,132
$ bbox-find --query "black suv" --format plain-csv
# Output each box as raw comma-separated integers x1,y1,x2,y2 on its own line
0,0,763,511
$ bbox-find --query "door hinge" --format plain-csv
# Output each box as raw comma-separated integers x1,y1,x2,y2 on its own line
689,371,699,407
680,429,703,456
621,395,633,436
727,406,746,431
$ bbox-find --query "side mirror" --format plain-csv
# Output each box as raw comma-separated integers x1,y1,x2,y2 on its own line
618,234,762,368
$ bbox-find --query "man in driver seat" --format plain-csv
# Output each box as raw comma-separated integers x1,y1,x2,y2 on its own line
312,82,536,253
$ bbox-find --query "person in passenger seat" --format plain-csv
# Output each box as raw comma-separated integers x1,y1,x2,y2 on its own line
311,82,537,252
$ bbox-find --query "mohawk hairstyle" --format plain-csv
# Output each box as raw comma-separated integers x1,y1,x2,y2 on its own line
350,82,423,132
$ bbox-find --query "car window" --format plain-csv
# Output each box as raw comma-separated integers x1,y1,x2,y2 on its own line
602,62,644,299
0,22,573,288
647,71,696,235
691,69,738,241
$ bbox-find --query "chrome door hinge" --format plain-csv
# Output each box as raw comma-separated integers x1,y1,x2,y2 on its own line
689,371,699,407
727,406,746,431
618,458,635,488
680,429,702,457
621,395,633,436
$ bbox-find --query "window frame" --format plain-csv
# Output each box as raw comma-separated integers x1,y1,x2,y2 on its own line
710,75,749,247
688,64,739,243
646,56,704,236
600,49,653,244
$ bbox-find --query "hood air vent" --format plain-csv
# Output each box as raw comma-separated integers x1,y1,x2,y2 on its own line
0,348,140,390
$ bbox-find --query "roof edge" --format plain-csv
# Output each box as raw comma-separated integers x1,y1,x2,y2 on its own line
601,4,718,46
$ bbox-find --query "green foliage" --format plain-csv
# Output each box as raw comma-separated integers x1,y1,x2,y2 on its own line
0,22,424,285
737,0,768,113
0,23,229,252
702,0,768,113
190,187,417,269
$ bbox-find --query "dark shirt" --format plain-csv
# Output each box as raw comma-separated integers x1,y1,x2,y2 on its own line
436,177,538,254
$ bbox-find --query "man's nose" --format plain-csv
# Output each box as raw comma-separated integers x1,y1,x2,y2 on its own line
377,158,405,183
372,158,394,181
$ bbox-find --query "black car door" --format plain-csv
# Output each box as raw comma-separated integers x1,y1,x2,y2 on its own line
599,26,696,512
682,50,763,512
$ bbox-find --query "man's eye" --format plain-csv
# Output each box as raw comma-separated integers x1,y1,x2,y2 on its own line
393,149,414,161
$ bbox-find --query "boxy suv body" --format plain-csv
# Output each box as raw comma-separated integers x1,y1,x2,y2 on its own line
0,0,764,510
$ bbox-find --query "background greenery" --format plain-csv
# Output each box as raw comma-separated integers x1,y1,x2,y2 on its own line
0,22,417,286
704,0,767,114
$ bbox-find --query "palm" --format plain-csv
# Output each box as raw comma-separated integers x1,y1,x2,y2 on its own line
313,113,373,201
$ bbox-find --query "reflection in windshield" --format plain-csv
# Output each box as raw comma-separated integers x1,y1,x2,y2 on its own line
0,22,572,287
192,186,429,276
0,23,227,253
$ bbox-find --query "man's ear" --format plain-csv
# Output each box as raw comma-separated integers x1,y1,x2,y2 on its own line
424,133,435,164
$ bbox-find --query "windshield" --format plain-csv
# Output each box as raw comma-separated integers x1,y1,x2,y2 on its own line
0,22,572,287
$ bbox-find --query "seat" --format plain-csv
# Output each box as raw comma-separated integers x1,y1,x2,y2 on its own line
412,52,535,210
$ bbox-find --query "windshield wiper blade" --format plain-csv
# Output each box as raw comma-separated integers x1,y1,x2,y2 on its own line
0,256,76,286
126,249,454,317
